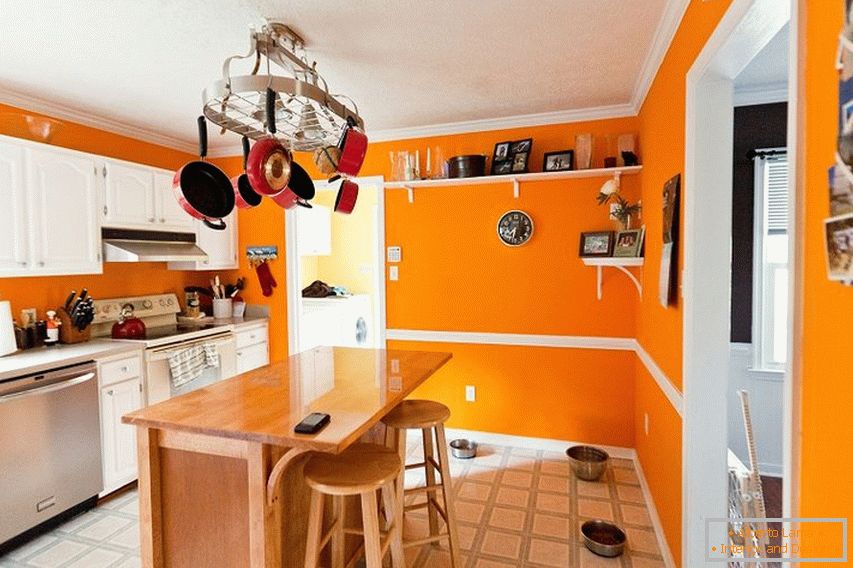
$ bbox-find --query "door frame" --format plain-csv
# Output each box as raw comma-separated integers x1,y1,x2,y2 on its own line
284,175,386,355
682,0,796,565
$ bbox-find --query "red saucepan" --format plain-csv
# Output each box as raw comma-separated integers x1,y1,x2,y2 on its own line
172,117,235,230
233,136,263,209
336,117,368,177
334,179,358,215
271,160,316,209
247,88,292,196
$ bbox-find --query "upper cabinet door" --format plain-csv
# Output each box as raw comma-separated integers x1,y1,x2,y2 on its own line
26,147,102,275
198,210,239,269
103,161,155,229
153,171,194,231
296,205,332,256
0,140,29,275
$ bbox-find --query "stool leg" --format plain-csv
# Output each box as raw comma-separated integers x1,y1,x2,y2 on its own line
422,427,440,541
304,489,325,568
393,428,407,556
361,489,384,568
383,481,406,568
331,495,345,568
434,424,461,568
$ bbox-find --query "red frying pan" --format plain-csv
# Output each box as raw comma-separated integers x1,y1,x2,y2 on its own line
271,161,315,209
336,117,368,177
172,117,235,230
247,88,292,195
334,179,358,214
233,136,262,209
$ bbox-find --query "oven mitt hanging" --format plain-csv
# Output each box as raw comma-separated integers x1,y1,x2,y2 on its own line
255,260,278,297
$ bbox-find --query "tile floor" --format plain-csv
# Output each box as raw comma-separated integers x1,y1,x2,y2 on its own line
0,440,666,567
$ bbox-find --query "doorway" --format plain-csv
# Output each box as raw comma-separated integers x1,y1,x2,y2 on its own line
682,0,795,565
284,176,386,354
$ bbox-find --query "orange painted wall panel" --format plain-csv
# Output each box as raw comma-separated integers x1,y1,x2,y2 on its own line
0,103,223,321
390,339,636,447
798,1,853,562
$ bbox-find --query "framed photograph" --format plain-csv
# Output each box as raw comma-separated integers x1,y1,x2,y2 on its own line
579,231,615,257
492,160,513,175
493,141,511,162
509,138,532,154
511,151,529,173
613,228,645,257
830,165,853,215
543,150,574,172
824,212,853,280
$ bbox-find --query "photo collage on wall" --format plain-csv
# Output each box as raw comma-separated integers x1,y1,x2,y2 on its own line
659,173,681,307
827,0,853,282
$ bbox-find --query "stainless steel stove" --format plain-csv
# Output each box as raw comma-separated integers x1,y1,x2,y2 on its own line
92,294,237,404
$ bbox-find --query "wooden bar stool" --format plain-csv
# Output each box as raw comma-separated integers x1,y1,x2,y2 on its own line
382,400,461,567
303,443,405,568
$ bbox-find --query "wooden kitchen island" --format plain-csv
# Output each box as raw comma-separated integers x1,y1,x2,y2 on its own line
123,346,452,568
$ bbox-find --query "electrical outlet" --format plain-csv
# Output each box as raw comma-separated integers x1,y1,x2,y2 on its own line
465,385,476,402
644,412,650,436
389,266,399,281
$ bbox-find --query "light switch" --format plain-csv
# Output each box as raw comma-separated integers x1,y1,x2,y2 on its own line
387,246,402,263
389,266,399,281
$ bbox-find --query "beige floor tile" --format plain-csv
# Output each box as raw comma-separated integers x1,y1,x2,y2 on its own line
537,474,570,494
577,479,611,499
610,458,634,469
457,523,478,551
56,511,100,533
458,481,492,502
619,504,652,527
479,530,523,560
535,493,570,515
629,555,667,568
616,484,645,504
612,467,640,486
625,527,661,555
577,499,615,521
531,513,571,539
474,558,518,568
420,547,467,568
579,546,624,567
527,538,571,567
466,465,499,484
26,540,89,568
539,460,571,477
75,515,133,541
108,523,141,550
454,501,486,524
495,486,531,508
500,470,533,488
64,547,125,568
488,507,527,531
510,446,539,458
505,456,536,472
4,535,58,560
113,557,142,568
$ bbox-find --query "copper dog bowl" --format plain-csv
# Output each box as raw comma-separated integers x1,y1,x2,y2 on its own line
581,520,627,557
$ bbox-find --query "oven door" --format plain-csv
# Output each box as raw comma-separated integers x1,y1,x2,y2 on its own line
144,333,237,405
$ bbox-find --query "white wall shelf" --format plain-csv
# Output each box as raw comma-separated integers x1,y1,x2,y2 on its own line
581,257,644,300
384,165,642,203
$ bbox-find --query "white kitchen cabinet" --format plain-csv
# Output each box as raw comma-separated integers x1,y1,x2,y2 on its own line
0,140,28,276
168,210,238,271
235,322,269,374
98,353,144,495
296,205,331,256
26,146,102,276
103,161,194,232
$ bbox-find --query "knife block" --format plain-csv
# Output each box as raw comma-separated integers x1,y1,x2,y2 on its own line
57,307,91,344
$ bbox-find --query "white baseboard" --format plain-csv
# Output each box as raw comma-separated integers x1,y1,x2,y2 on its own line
632,453,678,568
443,427,635,460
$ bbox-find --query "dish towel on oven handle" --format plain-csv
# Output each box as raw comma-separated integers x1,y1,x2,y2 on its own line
167,343,220,388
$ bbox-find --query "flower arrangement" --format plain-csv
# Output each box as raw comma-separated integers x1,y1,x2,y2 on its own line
597,179,641,229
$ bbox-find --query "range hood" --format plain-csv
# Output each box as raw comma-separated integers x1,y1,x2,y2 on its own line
102,228,208,263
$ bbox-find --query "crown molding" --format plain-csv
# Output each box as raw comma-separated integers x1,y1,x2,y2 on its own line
0,87,198,155
733,81,789,106
630,0,692,113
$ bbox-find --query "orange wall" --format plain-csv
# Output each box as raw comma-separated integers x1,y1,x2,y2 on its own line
0,103,224,321
632,1,733,563
797,0,853,562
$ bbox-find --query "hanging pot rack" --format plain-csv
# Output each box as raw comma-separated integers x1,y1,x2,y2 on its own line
202,21,364,152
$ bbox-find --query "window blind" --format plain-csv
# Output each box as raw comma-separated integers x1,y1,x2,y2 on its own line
764,156,789,235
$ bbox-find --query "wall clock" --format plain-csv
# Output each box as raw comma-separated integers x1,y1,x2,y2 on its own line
497,210,534,247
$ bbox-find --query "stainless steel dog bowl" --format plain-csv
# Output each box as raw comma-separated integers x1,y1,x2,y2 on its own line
566,445,609,481
581,520,627,557
450,439,477,459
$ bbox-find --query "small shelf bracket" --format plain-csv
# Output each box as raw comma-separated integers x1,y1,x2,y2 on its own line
594,264,642,300
404,185,414,203
512,178,520,199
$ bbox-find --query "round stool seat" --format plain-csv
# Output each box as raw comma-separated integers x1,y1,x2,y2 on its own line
382,399,451,430
304,443,401,496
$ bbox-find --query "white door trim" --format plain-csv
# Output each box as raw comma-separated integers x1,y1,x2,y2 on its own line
682,0,792,565
284,176,386,355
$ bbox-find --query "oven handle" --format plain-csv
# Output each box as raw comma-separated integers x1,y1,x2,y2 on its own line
147,335,236,362
0,372,96,403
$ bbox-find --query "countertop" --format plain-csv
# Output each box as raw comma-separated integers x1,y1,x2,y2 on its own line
0,341,142,381
123,346,452,453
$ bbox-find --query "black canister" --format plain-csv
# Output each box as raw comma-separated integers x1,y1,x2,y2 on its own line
447,155,486,178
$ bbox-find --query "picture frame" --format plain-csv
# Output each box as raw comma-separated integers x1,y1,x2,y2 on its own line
511,151,529,173
509,138,532,154
543,150,574,172
824,212,853,280
579,231,615,257
613,227,645,257
493,141,511,162
492,160,513,175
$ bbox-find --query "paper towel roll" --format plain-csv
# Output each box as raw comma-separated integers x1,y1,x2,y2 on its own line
0,301,17,357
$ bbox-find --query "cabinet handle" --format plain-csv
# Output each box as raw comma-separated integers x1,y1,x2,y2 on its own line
106,389,114,396
120,366,128,373
102,166,107,177
103,205,108,216
37,261,45,267
18,261,26,267
160,218,166,223
148,217,155,223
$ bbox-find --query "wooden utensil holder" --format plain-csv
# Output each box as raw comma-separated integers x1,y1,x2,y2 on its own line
58,307,91,344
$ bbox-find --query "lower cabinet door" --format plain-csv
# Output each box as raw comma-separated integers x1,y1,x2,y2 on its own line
100,377,143,494
236,342,269,374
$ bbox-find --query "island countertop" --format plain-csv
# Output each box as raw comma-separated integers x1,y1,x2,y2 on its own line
123,346,452,454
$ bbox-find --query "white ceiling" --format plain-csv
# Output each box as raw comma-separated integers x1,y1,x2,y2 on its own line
0,0,673,152
735,23,789,90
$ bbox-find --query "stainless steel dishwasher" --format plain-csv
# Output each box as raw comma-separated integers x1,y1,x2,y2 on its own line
0,361,103,545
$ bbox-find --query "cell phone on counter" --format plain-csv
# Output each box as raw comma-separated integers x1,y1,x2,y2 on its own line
294,412,331,434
